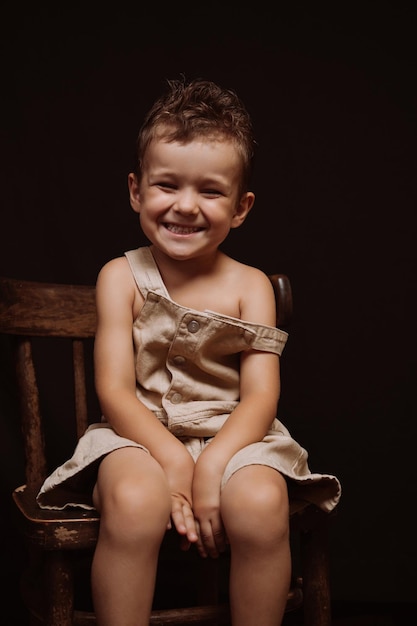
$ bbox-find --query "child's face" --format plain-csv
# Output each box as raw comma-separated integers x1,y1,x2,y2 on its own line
128,137,254,262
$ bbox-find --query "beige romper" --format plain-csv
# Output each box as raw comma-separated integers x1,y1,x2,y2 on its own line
37,247,341,513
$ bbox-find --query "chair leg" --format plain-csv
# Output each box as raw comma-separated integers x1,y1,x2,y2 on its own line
197,557,220,605
197,557,230,625
44,551,75,626
300,523,332,626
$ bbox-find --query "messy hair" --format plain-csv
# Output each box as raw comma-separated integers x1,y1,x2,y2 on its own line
135,78,256,193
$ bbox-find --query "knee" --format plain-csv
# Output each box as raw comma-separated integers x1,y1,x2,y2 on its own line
221,469,289,546
100,475,171,541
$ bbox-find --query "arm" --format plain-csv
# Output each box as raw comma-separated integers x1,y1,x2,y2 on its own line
192,269,281,556
94,257,197,543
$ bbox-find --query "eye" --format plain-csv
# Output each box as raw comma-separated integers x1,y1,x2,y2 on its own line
201,189,222,197
156,181,176,191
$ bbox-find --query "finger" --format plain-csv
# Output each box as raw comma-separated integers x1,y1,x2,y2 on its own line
212,525,227,554
198,520,221,559
181,503,198,543
194,520,208,558
200,518,227,558
179,535,192,551
170,500,187,534
171,498,198,543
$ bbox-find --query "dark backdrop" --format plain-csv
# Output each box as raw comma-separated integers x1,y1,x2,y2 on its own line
1,2,416,620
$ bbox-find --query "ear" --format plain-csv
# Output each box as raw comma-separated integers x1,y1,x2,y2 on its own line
230,192,255,228
128,172,141,214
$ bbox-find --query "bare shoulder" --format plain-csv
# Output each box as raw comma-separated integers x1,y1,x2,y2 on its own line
231,260,276,326
96,257,139,319
232,260,271,286
96,256,133,291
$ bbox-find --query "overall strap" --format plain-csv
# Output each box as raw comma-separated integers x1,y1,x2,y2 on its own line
124,247,170,299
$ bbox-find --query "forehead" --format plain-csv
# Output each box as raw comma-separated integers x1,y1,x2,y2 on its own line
152,139,239,172
146,135,242,165
143,138,242,186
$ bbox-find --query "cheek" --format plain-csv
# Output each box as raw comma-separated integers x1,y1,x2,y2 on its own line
138,202,165,227
144,188,170,210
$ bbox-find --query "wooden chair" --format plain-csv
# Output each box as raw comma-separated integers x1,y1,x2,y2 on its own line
0,274,336,626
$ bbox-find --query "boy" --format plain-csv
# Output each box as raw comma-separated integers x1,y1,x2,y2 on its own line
38,78,341,626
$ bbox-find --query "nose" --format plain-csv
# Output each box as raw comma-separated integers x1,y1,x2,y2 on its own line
174,188,199,216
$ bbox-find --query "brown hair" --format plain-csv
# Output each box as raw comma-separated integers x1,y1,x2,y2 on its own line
135,78,256,194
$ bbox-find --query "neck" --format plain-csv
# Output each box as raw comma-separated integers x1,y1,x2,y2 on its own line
149,245,225,284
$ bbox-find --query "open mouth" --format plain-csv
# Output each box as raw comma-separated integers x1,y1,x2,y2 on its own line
164,223,203,235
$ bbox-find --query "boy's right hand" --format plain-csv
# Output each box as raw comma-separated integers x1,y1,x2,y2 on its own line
161,451,198,550
169,491,198,550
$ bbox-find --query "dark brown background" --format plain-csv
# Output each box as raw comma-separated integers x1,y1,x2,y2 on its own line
1,2,416,623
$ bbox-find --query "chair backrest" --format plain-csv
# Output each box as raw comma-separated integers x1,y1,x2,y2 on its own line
0,273,292,491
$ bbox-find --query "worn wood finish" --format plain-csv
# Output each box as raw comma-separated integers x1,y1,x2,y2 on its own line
15,337,48,488
0,275,289,338
269,273,293,329
0,274,335,625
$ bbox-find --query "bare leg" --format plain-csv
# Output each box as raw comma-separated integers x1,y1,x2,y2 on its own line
221,465,291,626
91,447,171,626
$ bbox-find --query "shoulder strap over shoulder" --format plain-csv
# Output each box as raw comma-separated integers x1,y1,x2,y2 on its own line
124,247,170,299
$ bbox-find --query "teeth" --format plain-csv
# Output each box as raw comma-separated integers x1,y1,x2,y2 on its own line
166,224,200,234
